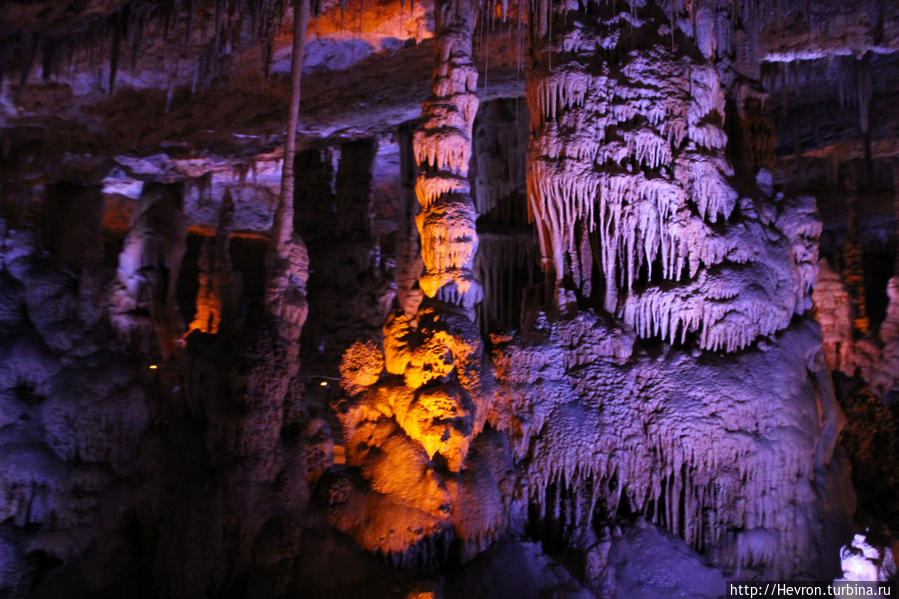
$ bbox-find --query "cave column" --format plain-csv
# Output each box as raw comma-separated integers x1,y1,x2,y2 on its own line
395,124,424,317
841,168,869,335
413,0,482,315
329,0,505,557
265,0,310,351
188,191,234,334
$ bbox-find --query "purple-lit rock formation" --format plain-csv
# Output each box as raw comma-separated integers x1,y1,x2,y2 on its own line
0,0,898,597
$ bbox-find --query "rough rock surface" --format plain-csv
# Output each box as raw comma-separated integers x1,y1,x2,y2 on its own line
0,0,897,596
493,310,853,579
0,218,150,596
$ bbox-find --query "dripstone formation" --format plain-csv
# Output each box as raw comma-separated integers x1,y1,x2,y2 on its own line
0,0,897,597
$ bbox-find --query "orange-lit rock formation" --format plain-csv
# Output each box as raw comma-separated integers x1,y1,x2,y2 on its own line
329,0,513,564
188,192,235,335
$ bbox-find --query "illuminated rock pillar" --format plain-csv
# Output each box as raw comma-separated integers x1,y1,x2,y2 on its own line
329,0,512,564
413,0,482,314
188,192,234,335
525,2,806,353
842,169,869,334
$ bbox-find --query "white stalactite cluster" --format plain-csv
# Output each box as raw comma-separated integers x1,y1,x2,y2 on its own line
413,0,482,307
526,3,814,352
527,7,730,300
492,311,849,579
621,191,822,352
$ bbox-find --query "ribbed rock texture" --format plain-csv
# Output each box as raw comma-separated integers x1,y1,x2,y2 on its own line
2,0,897,596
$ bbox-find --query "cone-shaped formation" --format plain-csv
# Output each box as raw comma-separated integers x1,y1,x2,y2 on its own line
413,0,482,309
526,1,813,352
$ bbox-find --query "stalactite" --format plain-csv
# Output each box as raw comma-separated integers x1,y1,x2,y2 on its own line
265,0,310,343
855,53,872,135
526,3,731,309
412,0,482,311
1,0,291,96
108,11,123,94
841,169,869,335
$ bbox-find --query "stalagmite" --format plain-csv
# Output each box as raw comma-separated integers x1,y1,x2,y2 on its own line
188,192,234,335
841,170,869,335
330,0,511,565
813,259,855,374
107,182,187,355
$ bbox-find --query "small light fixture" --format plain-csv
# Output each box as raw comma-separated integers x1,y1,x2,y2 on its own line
319,380,328,387
149,364,158,370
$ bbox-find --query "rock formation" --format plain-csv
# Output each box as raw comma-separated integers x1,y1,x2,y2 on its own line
328,0,513,565
1,0,898,596
107,183,187,355
187,191,235,335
